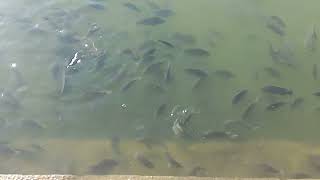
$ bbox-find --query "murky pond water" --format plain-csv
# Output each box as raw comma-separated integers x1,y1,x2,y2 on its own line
1,0,320,177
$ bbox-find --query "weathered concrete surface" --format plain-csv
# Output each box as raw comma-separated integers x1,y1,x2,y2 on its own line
0,175,312,180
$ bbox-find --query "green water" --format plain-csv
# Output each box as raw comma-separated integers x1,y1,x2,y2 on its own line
1,0,320,177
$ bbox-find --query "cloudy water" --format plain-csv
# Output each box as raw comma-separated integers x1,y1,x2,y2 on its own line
1,0,320,177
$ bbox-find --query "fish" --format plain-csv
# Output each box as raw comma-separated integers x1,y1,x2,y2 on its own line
242,101,258,120
256,163,280,175
189,166,206,176
309,154,320,170
134,152,154,168
266,102,287,111
155,103,167,118
266,16,285,36
270,16,286,27
164,62,173,83
20,120,44,131
201,130,229,140
82,90,112,102
262,85,293,95
263,67,281,79
121,78,140,92
135,137,165,150
164,151,183,168
143,48,156,57
95,51,107,71
158,40,174,48
123,2,141,12
137,17,165,26
87,23,100,37
232,89,248,105
30,144,45,152
88,3,106,10
141,55,156,64
50,63,66,95
313,64,318,80
184,68,208,78
111,136,120,155
214,70,236,79
184,48,210,57
304,25,317,52
0,144,16,156
291,97,304,109
146,82,166,94
291,173,312,179
0,90,21,111
143,61,165,74
192,77,207,90
313,91,320,96
88,159,118,175
172,32,196,44
121,48,139,61
154,9,175,18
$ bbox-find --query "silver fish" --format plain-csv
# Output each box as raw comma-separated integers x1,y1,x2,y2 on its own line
304,25,317,52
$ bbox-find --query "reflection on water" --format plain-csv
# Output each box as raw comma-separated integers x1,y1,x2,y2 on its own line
1,0,320,177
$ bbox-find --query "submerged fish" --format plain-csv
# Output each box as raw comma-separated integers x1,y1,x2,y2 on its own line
158,40,174,48
50,63,66,95
155,103,167,118
189,166,206,176
172,32,196,44
20,120,44,131
214,70,236,79
164,151,183,168
88,159,118,175
184,48,210,57
123,2,141,12
270,16,286,28
87,23,100,37
154,9,175,18
143,61,165,74
192,77,207,90
291,97,304,109
313,91,320,96
304,25,317,52
242,100,258,120
184,68,208,78
263,67,280,79
164,62,173,83
82,90,112,102
121,78,140,92
201,130,229,140
134,152,154,168
313,64,318,80
262,85,292,95
256,163,280,175
291,173,312,179
266,16,286,36
232,89,248,105
95,50,108,71
137,17,165,26
88,3,106,10
266,102,287,111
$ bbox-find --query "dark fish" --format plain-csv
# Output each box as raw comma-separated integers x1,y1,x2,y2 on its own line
50,63,66,95
192,77,207,90
143,48,156,57
155,103,167,118
184,48,210,57
189,166,206,176
214,70,236,79
121,48,139,61
201,131,229,140
134,152,154,168
121,78,139,92
164,62,173,83
309,154,320,170
21,120,44,131
291,173,312,179
256,163,280,174
158,40,174,48
304,25,317,52
137,17,165,26
141,55,156,64
88,3,106,10
95,51,107,71
30,144,45,152
111,136,120,155
136,137,165,150
143,61,165,74
145,0,160,9
87,23,100,37
0,144,15,156
154,9,175,18
164,151,183,168
262,85,292,95
82,90,111,102
313,64,318,80
291,97,304,109
266,102,287,111
313,91,320,96
123,2,141,12
146,82,166,94
270,16,286,27
0,90,21,111
88,159,118,175
242,101,258,120
263,67,281,79
232,89,248,105
172,32,196,44
184,68,208,78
